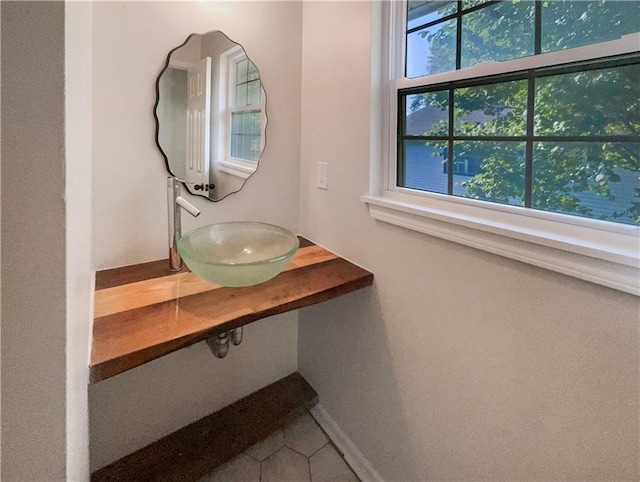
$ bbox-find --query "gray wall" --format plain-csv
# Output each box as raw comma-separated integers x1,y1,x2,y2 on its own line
1,2,67,479
1,3,92,479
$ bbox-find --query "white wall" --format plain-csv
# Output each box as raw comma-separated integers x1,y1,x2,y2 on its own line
298,2,640,480
89,1,302,470
1,2,67,479
65,2,93,480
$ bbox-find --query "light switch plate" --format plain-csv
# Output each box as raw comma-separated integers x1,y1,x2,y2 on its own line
317,162,328,190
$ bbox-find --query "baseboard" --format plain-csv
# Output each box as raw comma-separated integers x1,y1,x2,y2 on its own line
310,403,384,482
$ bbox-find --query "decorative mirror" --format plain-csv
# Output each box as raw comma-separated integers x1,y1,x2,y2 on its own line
154,31,266,201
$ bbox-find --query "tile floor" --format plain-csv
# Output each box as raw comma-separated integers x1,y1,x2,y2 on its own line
199,412,360,482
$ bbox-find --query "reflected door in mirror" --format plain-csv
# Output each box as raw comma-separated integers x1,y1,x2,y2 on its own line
186,57,211,188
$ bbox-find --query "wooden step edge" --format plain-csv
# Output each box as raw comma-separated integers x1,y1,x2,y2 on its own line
91,372,319,482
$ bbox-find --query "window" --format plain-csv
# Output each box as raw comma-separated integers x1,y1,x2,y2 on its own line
401,1,639,225
230,57,263,162
217,46,266,178
363,1,640,294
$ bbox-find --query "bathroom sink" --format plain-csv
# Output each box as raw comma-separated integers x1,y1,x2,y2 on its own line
177,222,299,287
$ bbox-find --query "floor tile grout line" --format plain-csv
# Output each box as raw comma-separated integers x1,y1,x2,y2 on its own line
243,451,261,463
285,444,318,460
310,416,362,481
205,410,361,482
305,441,330,459
308,414,361,480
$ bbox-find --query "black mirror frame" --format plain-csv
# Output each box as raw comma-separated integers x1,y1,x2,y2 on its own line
153,30,268,202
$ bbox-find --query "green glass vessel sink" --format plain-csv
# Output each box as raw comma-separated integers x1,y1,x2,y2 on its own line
177,222,299,287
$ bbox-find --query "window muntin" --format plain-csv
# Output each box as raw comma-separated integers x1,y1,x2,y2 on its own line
400,1,640,226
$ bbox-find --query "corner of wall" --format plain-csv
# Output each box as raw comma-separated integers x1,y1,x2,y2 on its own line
65,1,93,479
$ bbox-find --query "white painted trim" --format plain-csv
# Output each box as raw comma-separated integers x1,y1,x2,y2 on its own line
367,2,640,296
168,59,193,71
397,33,640,90
363,194,640,296
310,404,384,482
215,158,256,179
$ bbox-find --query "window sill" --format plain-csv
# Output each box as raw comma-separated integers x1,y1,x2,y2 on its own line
362,193,639,296
215,158,257,180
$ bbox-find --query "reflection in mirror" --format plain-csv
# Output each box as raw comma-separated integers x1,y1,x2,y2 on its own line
155,31,266,201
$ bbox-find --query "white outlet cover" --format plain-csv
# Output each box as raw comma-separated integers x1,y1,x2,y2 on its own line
317,162,328,190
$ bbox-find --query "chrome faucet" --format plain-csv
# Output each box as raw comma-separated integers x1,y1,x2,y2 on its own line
167,177,201,271
167,176,245,358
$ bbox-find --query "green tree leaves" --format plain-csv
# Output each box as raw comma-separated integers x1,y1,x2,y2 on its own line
406,0,639,224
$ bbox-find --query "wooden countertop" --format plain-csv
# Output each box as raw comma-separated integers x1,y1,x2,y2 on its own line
90,238,373,383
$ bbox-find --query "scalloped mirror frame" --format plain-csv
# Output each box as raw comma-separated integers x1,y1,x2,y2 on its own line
154,30,267,202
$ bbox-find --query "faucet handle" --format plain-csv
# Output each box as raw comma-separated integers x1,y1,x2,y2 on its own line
176,196,201,217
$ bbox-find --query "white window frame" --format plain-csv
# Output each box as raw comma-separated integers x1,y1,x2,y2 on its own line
217,45,266,179
363,1,640,295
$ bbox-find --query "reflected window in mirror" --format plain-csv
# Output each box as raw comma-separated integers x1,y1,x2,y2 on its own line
217,46,266,181
155,31,267,202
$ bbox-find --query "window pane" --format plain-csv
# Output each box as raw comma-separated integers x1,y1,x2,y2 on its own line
407,18,456,77
240,112,252,135
247,80,261,105
230,133,261,161
231,112,242,134
461,1,534,69
236,59,248,84
461,0,491,10
407,1,456,30
453,141,525,205
249,135,261,161
533,142,639,225
401,139,448,194
232,111,261,137
235,84,248,107
405,91,449,136
535,63,640,137
230,134,241,158
542,1,640,53
454,80,527,136
253,112,262,136
241,136,252,160
247,61,259,81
